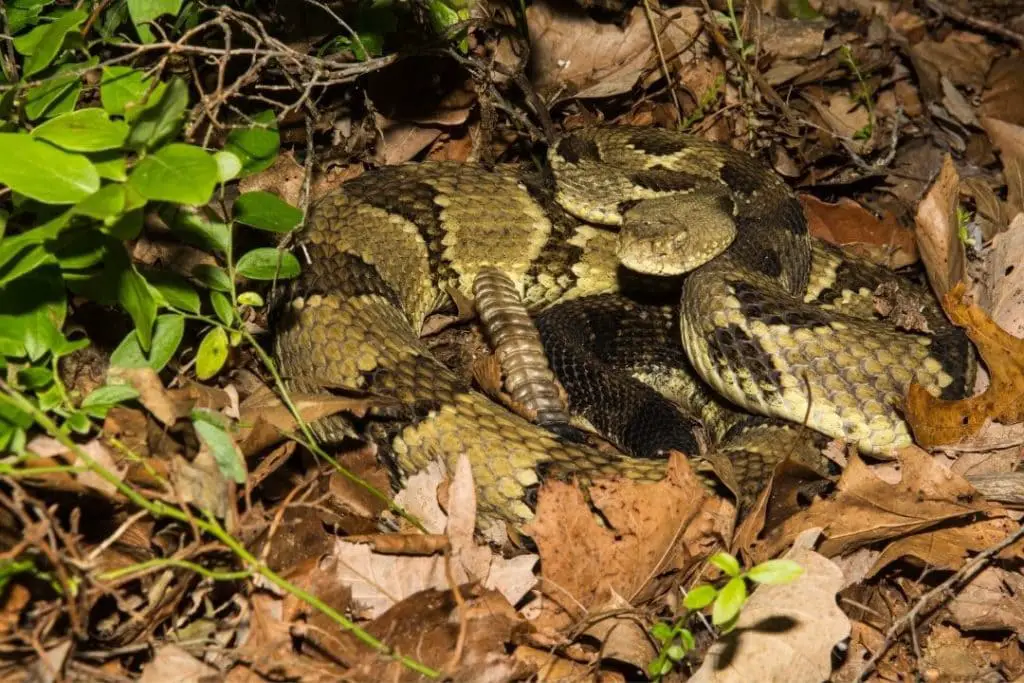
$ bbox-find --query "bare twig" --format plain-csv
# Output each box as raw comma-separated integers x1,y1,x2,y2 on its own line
856,522,1024,681
642,0,684,125
921,0,1024,47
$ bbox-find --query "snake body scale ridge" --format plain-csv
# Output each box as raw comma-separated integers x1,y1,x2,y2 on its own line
273,126,975,525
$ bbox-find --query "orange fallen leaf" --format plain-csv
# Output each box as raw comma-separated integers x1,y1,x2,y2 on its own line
906,282,1024,447
800,195,918,268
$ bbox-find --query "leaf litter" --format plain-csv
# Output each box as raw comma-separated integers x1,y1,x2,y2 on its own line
8,0,1024,681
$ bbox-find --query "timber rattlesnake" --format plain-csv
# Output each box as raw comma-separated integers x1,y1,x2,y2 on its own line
272,126,974,525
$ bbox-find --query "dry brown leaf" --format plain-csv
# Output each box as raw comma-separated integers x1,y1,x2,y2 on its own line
981,117,1024,218
348,585,524,683
169,449,231,519
986,213,1024,339
909,33,997,95
139,644,218,683
524,454,730,619
528,1,705,101
333,456,537,618
238,150,306,207
980,55,1024,128
947,566,1024,633
237,386,392,456
689,530,850,683
756,447,1002,561
801,195,918,267
754,15,823,60
581,591,657,670
107,367,178,426
513,645,624,682
866,515,1017,577
906,283,1024,447
372,116,442,166
914,154,969,300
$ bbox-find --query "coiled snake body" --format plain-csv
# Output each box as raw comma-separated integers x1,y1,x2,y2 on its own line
273,127,974,525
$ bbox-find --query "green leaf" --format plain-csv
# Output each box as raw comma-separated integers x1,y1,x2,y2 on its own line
191,411,246,483
679,629,695,652
24,10,87,78
236,291,264,307
73,184,127,221
192,264,232,292
195,327,228,380
66,410,91,434
650,622,672,644
0,266,66,360
81,384,141,413
163,206,231,254
745,559,803,585
128,0,185,43
118,268,158,352
13,22,50,57
234,191,302,233
9,1,55,35
682,584,718,611
144,270,201,313
23,58,96,121
0,132,99,203
209,290,234,325
100,66,152,116
126,76,187,149
213,151,241,182
711,577,747,627
31,108,129,152
223,110,279,176
110,313,184,371
709,552,741,578
129,143,218,205
17,366,53,390
235,248,300,280
92,153,128,181
665,644,686,662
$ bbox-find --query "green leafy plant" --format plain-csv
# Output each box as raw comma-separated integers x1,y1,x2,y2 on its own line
714,0,755,59
647,553,804,680
957,204,976,247
839,45,875,141
682,74,726,131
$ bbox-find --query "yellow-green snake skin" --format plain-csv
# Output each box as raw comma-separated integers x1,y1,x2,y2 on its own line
273,126,974,525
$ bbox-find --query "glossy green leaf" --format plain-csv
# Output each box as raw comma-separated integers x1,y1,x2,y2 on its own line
118,268,158,352
235,248,300,280
73,184,127,221
209,290,234,325
92,153,128,181
0,132,99,203
709,552,741,578
233,191,302,233
192,264,232,292
163,206,230,254
31,108,129,152
109,313,184,371
24,10,87,78
144,270,201,313
13,22,50,57
195,326,228,380
682,584,718,611
213,151,241,182
17,366,53,389
236,291,264,307
191,411,246,482
24,70,82,121
0,266,66,360
81,384,141,418
129,143,218,206
128,0,184,43
8,1,54,35
100,66,152,116
126,76,187,149
223,110,279,176
711,577,747,627
746,559,804,585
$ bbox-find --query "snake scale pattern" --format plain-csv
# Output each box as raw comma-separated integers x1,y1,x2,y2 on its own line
272,126,974,526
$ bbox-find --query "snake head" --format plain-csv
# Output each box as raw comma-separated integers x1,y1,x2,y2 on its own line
616,194,737,276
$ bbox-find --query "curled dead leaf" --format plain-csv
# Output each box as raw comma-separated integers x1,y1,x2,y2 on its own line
914,154,969,300
906,283,1024,448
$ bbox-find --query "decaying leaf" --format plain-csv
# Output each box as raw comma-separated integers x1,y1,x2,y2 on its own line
527,1,707,102
689,530,850,683
347,585,525,683
139,644,218,683
107,366,179,426
947,567,1024,633
914,154,969,300
755,447,1006,562
524,454,731,622
800,195,918,267
332,456,537,618
986,210,1024,339
906,283,1024,447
